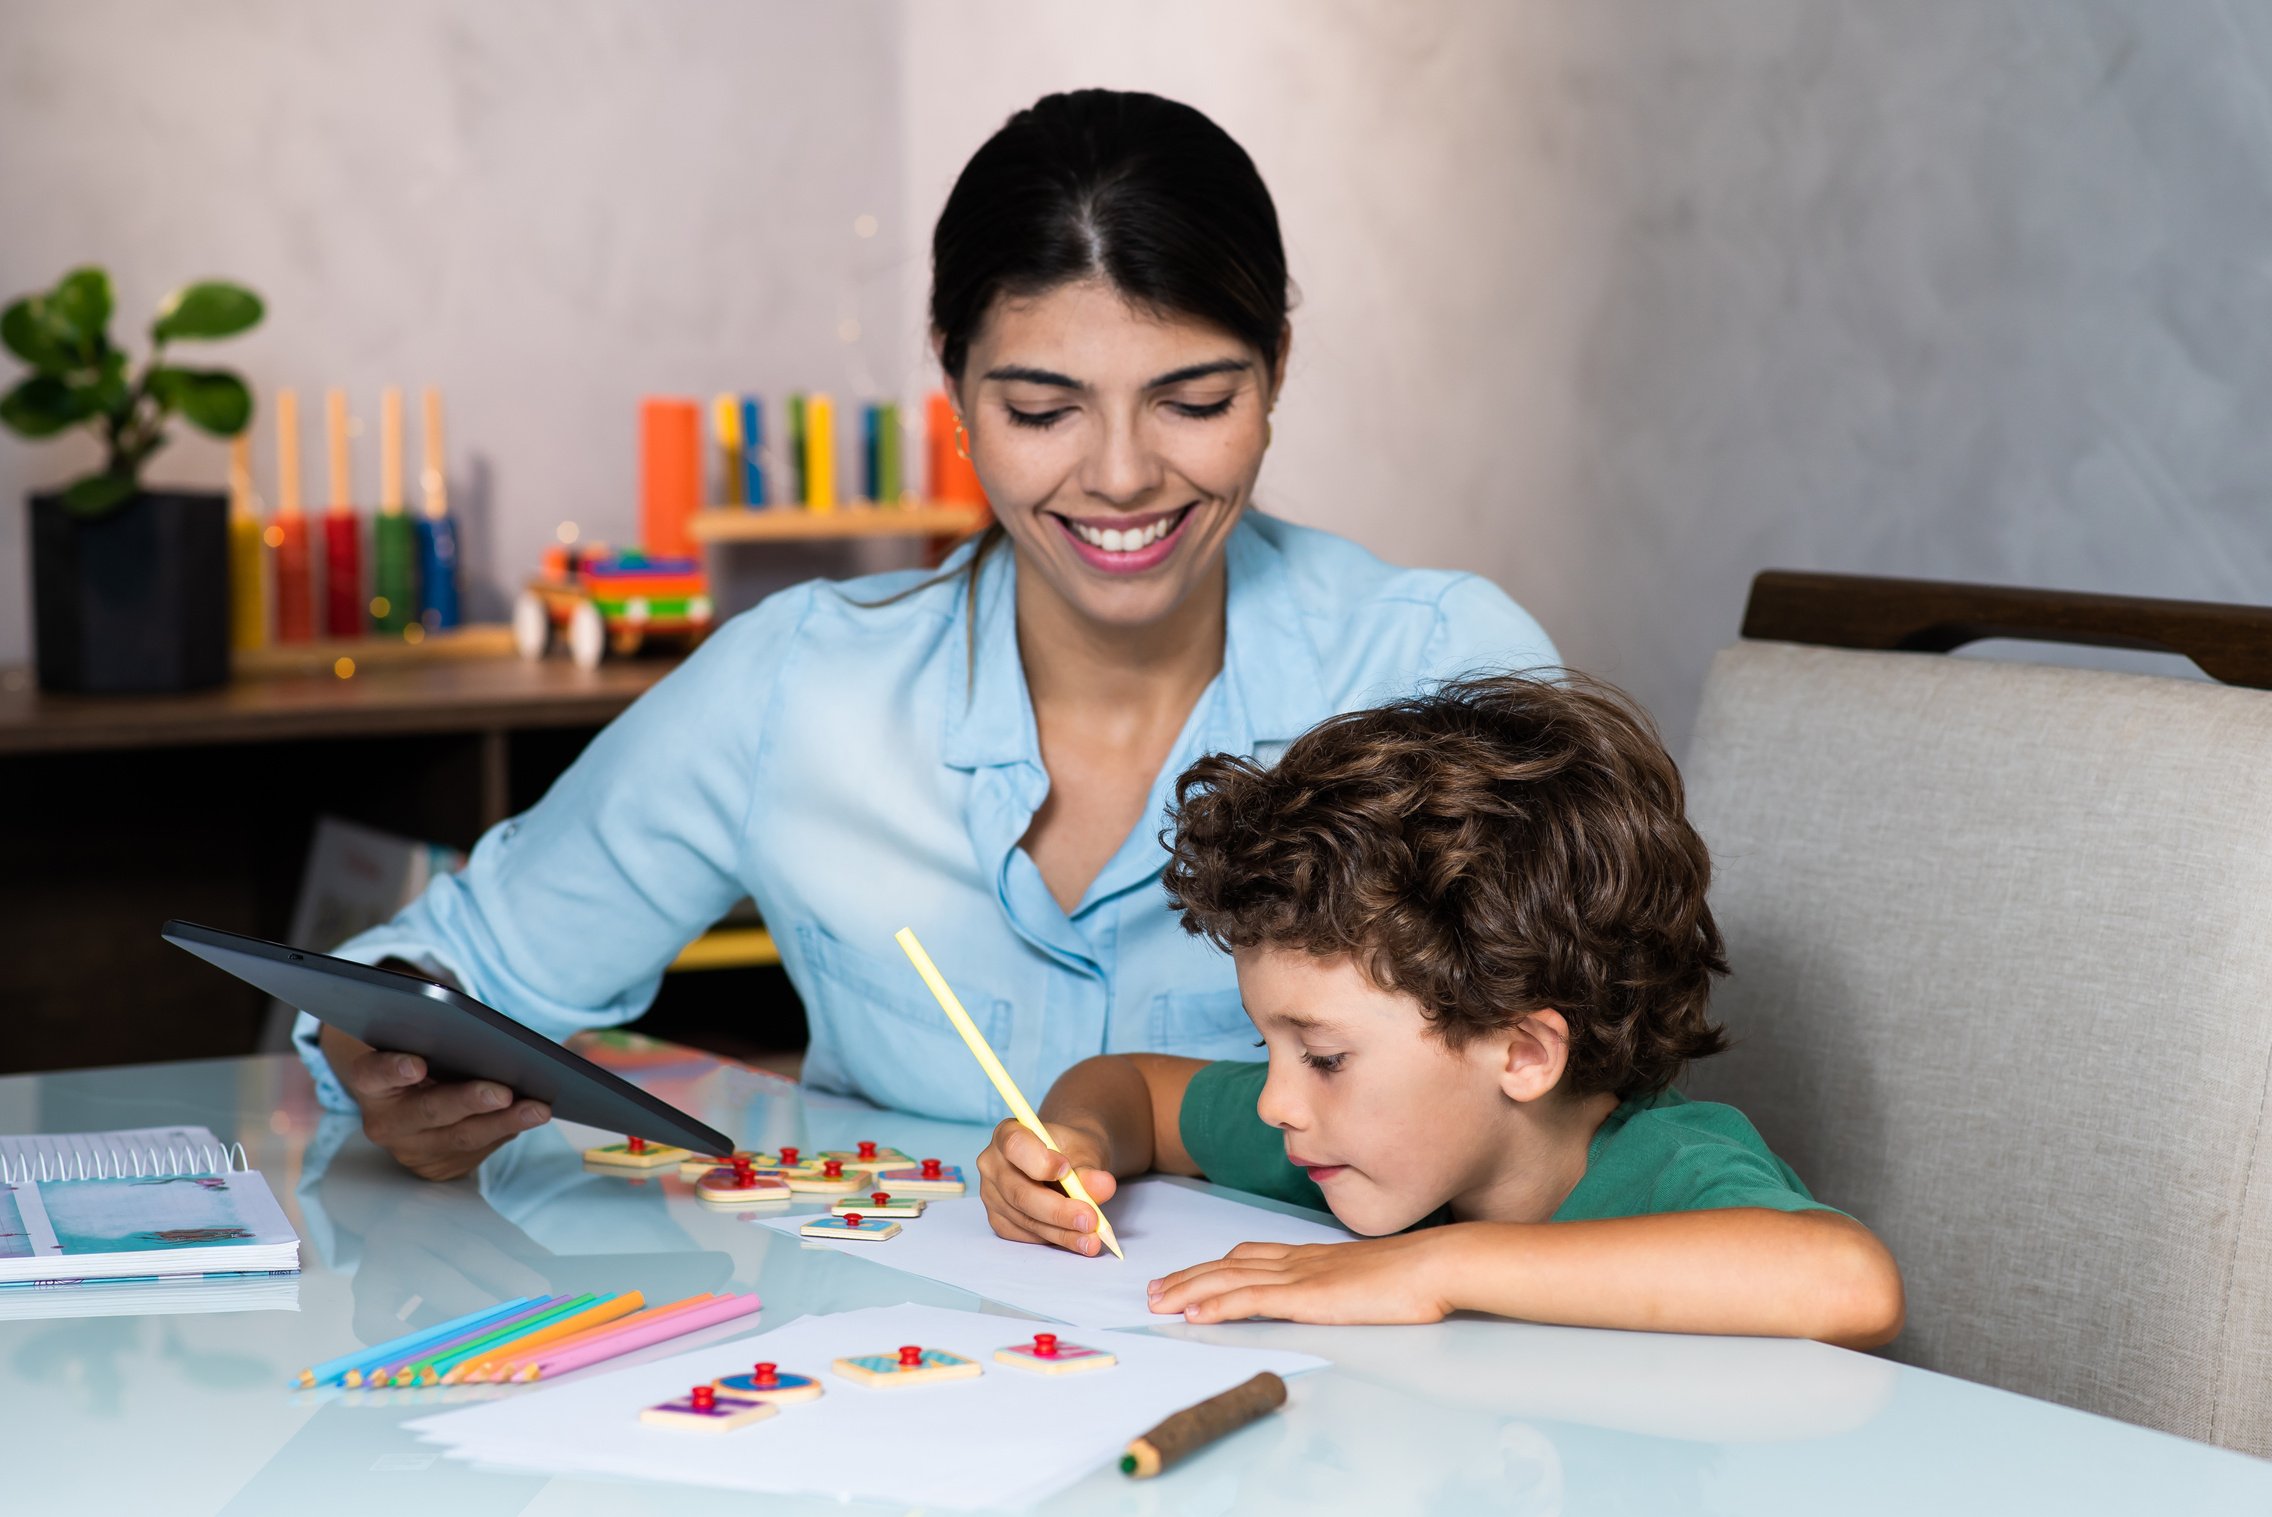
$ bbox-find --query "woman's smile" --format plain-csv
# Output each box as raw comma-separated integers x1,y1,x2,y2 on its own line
1051,503,1199,574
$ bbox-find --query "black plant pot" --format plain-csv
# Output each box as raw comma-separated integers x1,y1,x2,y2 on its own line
30,489,229,693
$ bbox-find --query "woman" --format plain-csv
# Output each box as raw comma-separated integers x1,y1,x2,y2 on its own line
305,89,1557,1178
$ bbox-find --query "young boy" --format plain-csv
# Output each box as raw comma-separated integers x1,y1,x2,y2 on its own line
977,673,1904,1348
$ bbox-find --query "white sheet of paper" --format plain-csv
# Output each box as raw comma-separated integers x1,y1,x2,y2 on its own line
750,1177,1353,1328
404,1302,1326,1510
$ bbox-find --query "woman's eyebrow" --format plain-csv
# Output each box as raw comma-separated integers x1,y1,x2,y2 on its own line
1145,358,1250,388
978,358,1252,391
982,364,1084,389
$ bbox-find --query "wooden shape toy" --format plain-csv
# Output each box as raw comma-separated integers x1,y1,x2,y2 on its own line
993,1332,1118,1375
713,1362,823,1405
799,1211,902,1242
767,1146,820,1176
784,1158,865,1195
831,1190,925,1218
583,1136,689,1171
639,1383,777,1432
678,1149,772,1182
832,1344,981,1388
694,1166,793,1208
872,1159,966,1196
819,1141,911,1172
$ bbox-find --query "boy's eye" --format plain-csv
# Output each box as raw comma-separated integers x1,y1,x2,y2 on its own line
1300,1051,1346,1075
1004,406,1071,430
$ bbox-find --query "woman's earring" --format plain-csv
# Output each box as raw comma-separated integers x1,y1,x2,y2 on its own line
1263,419,1274,449
953,419,972,461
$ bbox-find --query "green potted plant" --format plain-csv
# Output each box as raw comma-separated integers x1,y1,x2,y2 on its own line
3,266,263,692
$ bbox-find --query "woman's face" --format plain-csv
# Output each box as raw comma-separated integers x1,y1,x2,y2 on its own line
949,277,1281,635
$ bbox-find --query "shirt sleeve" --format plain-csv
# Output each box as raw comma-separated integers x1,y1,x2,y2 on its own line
1177,1061,1329,1212
292,588,812,1111
1646,1139,1842,1218
1420,573,1561,685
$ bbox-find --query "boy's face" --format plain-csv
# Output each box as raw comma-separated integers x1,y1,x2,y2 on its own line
1236,945,1519,1236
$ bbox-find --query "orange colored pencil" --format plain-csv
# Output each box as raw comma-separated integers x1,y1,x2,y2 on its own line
471,1293,720,1382
441,1291,645,1383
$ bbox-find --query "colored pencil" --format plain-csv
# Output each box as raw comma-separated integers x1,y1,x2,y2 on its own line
410,1293,603,1386
373,1293,587,1387
517,1292,762,1381
442,1290,645,1383
897,928,1123,1259
292,1294,543,1389
475,1292,720,1382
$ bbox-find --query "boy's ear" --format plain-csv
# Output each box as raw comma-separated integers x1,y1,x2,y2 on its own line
1497,1009,1572,1104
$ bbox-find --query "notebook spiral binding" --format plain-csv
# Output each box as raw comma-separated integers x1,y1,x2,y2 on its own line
0,1140,252,1186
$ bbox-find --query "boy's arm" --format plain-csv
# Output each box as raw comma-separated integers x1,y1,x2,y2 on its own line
977,1054,1207,1255
1151,1207,1906,1350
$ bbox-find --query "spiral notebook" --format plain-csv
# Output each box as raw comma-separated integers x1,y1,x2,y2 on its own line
0,1126,300,1287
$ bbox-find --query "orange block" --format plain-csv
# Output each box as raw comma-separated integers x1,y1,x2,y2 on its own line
927,390,983,505
641,397,703,558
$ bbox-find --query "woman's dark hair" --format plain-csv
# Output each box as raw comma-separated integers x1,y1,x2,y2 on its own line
888,89,1294,634
1162,672,1731,1100
931,88,1290,382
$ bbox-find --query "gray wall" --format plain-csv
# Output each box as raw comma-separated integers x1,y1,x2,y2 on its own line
5,1,2268,749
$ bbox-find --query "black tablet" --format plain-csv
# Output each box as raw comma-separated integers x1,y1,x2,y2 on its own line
163,920,733,1155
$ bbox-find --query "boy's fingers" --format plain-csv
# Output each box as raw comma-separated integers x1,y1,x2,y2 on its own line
1225,1240,1291,1262
1078,1169,1117,1206
341,1047,427,1099
1001,1126,1069,1181
423,1102,549,1159
407,1080,516,1132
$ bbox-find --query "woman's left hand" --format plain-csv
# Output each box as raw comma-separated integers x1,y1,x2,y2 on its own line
1146,1233,1455,1325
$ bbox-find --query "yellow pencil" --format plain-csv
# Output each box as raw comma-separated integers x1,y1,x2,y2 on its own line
895,927,1124,1260
441,1291,645,1383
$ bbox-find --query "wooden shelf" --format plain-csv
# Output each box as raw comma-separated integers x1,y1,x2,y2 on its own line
690,502,986,544
231,623,518,680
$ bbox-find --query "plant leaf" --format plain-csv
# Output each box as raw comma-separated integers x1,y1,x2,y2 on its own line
149,366,252,435
151,281,263,343
61,472,138,517
50,267,114,344
2,296,77,373
0,373,92,437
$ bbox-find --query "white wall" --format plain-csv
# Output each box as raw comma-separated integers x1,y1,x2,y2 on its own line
8,2,2271,750
0,0,906,651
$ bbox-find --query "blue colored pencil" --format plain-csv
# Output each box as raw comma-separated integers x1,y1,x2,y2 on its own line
373,1294,582,1386
740,396,765,506
293,1294,542,1388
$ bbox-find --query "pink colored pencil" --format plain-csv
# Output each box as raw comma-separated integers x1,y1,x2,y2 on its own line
516,1292,763,1381
471,1293,720,1382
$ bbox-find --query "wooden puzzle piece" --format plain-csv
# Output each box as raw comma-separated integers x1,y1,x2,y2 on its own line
871,1160,966,1196
799,1212,902,1242
784,1158,865,1194
831,1345,982,1388
677,1149,773,1181
765,1146,820,1175
831,1190,926,1218
993,1332,1118,1375
819,1142,912,1172
639,1383,778,1431
583,1136,690,1170
694,1168,793,1207
713,1362,824,1405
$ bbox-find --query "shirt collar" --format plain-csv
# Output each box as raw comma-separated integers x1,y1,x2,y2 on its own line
938,511,1331,772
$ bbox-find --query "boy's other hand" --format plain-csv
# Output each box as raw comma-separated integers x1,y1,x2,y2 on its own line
977,1117,1118,1256
322,1023,551,1182
1147,1234,1454,1325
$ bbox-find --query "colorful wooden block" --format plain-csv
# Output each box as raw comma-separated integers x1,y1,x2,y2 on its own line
831,1345,981,1388
784,1158,865,1195
992,1332,1118,1375
871,1160,966,1196
694,1168,793,1207
831,1190,926,1218
640,1383,777,1431
819,1142,912,1172
583,1136,690,1171
713,1362,823,1405
799,1212,902,1242
677,1149,773,1182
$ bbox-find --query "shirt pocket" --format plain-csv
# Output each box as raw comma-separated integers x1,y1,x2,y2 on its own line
1147,987,1258,1061
793,924,1017,1123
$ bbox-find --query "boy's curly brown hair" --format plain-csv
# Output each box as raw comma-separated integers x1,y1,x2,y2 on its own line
1161,672,1729,1098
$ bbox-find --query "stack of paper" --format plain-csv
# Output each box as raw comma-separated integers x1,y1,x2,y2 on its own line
406,1302,1326,1509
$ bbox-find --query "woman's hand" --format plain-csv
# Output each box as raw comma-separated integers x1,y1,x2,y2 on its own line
1147,1234,1456,1325
321,1023,551,1182
977,1117,1119,1256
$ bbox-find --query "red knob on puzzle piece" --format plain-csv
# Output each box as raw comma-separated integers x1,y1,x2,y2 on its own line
899,1345,923,1367
871,1192,889,1206
823,1159,843,1178
691,1385,714,1409
920,1158,942,1177
754,1363,777,1387
857,1141,877,1159
627,1136,646,1153
843,1212,864,1228
1033,1333,1058,1357
778,1147,800,1166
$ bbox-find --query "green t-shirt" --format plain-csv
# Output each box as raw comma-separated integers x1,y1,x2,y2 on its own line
1178,1060,1838,1223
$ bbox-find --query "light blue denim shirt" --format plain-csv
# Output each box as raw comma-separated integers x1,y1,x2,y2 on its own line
294,511,1558,1122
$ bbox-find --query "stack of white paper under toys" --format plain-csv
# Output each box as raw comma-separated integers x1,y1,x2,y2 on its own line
582,1133,963,1243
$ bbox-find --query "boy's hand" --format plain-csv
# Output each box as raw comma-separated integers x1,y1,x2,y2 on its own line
1147,1234,1455,1325
977,1118,1119,1256
323,1023,551,1182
